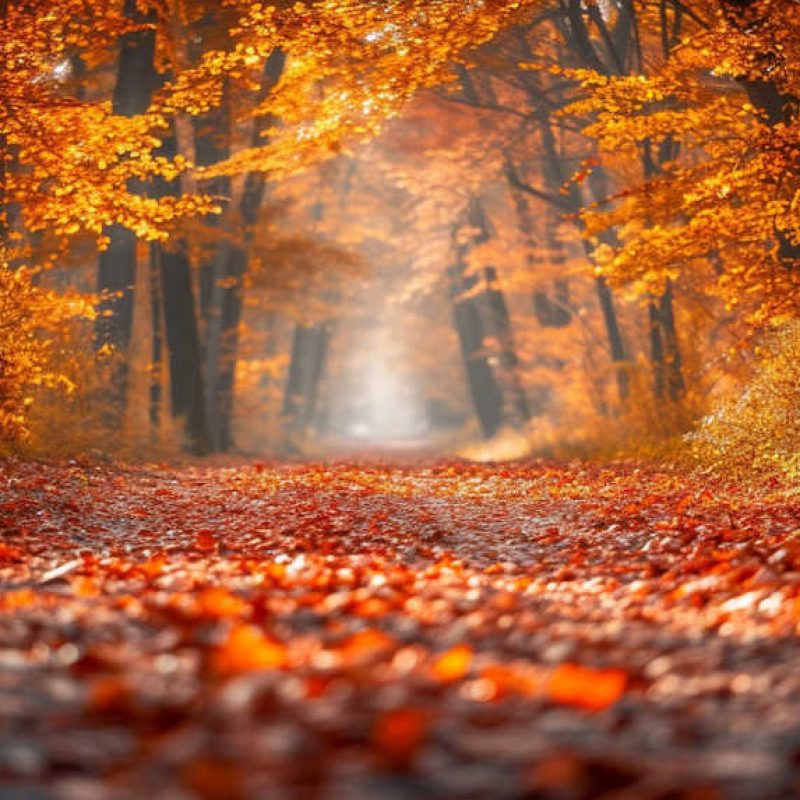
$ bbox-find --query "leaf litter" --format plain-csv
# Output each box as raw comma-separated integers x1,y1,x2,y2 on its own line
0,458,799,798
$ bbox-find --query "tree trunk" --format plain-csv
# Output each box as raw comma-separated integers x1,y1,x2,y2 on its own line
207,243,247,451
507,102,630,405
148,243,163,437
736,78,800,263
451,283,504,439
282,322,331,432
483,266,532,424
151,126,210,453
639,137,685,403
95,0,157,411
649,300,666,401
465,197,531,428
449,204,504,439
155,239,209,454
204,49,286,451
594,271,629,401
658,280,684,401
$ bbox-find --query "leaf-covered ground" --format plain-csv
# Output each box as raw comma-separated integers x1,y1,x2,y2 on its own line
1,458,800,799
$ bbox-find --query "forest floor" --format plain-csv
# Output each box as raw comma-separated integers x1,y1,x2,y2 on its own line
1,458,800,800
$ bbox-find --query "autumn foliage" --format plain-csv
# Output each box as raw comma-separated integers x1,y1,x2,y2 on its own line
2,0,800,469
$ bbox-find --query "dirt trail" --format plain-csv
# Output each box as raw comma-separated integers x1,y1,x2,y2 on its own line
1,458,799,799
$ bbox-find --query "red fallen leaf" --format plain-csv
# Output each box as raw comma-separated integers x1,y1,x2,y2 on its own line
548,664,627,711
524,752,587,793
431,644,472,682
0,543,24,563
213,624,287,674
373,707,430,771
305,674,331,699
181,757,244,800
195,530,218,553
675,495,694,514
88,675,133,716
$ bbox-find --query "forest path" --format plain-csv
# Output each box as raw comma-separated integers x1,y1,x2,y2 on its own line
1,458,799,799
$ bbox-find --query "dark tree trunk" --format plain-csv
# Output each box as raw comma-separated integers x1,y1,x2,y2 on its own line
639,135,686,404
658,280,684,401
736,79,800,263
554,3,635,403
95,0,157,411
449,203,504,438
482,267,531,425
506,95,630,405
151,126,210,453
207,244,247,451
649,300,666,401
451,283,504,439
205,49,286,452
594,272,629,401
155,240,209,453
507,175,573,330
464,198,531,428
282,322,331,432
148,243,163,436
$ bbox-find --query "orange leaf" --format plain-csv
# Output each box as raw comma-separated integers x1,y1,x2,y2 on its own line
0,588,36,611
548,663,626,711
432,644,472,682
214,624,287,674
195,588,247,619
481,663,539,697
340,628,395,664
72,576,99,597
139,556,166,579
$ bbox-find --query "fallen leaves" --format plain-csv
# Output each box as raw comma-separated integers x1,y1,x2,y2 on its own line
0,458,799,797
214,624,288,674
373,707,430,770
548,663,627,712
431,643,473,682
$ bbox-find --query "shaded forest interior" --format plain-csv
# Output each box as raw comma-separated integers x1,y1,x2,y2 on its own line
4,0,800,476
